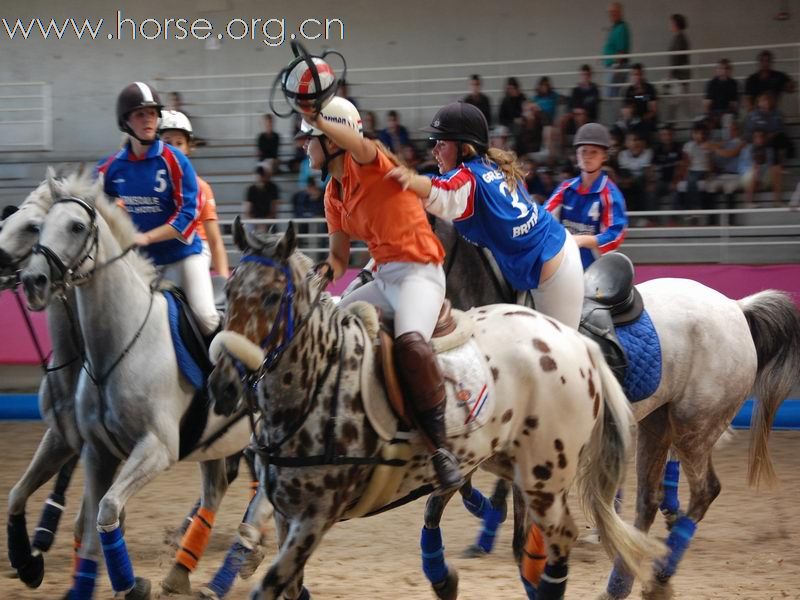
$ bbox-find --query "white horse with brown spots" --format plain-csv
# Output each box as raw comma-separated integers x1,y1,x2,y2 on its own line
207,219,665,600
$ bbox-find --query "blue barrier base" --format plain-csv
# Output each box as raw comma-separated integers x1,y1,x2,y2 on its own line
1,395,799,429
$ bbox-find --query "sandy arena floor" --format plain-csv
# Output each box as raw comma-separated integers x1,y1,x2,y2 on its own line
0,422,798,599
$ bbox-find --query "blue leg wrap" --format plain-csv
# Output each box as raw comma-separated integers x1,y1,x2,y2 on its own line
32,491,66,552
207,541,250,597
461,487,488,519
521,575,537,599
99,525,135,593
68,557,98,600
420,526,448,585
606,557,634,599
537,561,568,599
655,515,696,582
7,512,32,570
660,460,681,514
476,506,504,553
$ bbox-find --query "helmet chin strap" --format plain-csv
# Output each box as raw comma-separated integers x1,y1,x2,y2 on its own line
124,122,157,146
319,135,344,180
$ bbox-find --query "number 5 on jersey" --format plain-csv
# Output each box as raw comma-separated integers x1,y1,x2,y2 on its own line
154,169,168,193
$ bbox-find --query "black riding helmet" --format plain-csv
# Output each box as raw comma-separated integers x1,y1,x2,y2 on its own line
116,82,163,145
423,102,489,153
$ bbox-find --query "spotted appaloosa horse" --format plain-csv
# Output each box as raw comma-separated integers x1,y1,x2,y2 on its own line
431,217,800,600
207,219,665,600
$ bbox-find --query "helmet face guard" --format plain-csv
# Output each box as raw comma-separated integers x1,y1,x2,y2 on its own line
270,40,347,118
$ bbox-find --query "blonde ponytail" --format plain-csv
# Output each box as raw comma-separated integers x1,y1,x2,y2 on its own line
486,147,526,193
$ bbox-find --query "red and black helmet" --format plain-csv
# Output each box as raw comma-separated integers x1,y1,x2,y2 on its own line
116,82,163,132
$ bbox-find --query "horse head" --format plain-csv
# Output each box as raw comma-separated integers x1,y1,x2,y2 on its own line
209,217,308,417
0,176,56,290
20,168,109,311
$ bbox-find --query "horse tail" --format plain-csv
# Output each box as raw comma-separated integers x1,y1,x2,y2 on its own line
577,340,665,583
738,290,800,488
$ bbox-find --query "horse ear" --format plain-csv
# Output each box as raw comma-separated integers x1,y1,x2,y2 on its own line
233,216,249,252
45,167,61,200
276,221,297,261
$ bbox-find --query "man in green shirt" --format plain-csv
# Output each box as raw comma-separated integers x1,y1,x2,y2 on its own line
603,2,631,98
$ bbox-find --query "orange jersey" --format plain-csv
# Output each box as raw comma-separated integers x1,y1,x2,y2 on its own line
324,149,444,266
196,176,218,241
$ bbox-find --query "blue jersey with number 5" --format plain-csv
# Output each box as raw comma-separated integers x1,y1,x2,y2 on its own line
428,157,566,290
97,140,201,266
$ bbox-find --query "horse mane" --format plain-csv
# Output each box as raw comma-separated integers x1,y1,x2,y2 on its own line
20,180,54,213
59,169,158,285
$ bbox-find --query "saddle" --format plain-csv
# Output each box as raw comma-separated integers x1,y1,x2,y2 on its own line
578,253,644,383
376,299,458,429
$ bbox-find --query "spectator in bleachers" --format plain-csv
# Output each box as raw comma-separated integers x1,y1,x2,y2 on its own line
704,59,740,131
564,65,601,125
624,64,658,136
400,144,422,172
336,79,360,110
463,74,492,126
362,111,379,140
292,176,326,249
531,77,559,125
489,125,513,151
378,110,410,152
708,120,747,220
257,114,281,172
677,121,714,217
243,165,280,228
651,123,682,210
612,99,645,140
744,50,796,112
560,107,590,156
498,77,525,128
602,2,631,98
743,92,794,163
667,14,690,94
617,131,653,221
514,101,550,161
740,128,784,207
529,165,557,205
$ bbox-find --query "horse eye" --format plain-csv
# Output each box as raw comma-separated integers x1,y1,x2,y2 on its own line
71,221,86,233
26,223,41,234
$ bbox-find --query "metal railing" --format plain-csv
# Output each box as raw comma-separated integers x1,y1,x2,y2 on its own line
0,82,52,152
155,42,800,142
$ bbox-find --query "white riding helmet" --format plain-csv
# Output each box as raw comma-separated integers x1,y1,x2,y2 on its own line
158,110,193,140
296,97,362,138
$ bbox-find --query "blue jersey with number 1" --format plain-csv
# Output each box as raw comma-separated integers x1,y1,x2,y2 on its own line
429,157,566,290
97,140,201,266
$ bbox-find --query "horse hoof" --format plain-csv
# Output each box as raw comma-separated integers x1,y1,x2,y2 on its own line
196,586,220,600
461,544,488,559
240,545,265,580
161,563,192,595
432,568,458,600
642,580,674,600
126,576,152,600
19,553,44,589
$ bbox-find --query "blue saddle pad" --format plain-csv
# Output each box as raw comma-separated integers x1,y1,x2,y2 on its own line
616,309,662,402
164,290,205,391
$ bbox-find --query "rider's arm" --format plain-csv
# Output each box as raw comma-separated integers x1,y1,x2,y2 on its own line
163,150,201,242
305,114,377,165
595,185,628,254
387,166,476,222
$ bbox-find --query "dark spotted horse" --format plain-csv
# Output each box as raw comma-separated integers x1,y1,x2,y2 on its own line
0,177,258,595
17,170,268,599
432,217,800,599
203,217,663,600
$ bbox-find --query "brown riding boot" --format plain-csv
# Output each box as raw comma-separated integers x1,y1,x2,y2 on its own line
394,331,464,493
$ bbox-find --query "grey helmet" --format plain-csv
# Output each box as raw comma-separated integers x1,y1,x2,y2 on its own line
573,123,612,148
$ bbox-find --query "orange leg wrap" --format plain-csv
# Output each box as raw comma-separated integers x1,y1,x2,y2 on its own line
521,523,547,586
176,507,216,572
71,537,82,577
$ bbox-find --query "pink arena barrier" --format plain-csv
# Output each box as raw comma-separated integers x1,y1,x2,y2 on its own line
2,264,799,365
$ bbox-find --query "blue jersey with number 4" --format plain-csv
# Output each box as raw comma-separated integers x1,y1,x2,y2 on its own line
97,140,201,266
429,157,566,290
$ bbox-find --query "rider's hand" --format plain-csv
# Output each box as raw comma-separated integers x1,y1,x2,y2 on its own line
133,232,150,247
386,166,415,191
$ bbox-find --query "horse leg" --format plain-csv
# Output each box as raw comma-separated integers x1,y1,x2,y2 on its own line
603,406,671,600
660,449,681,527
252,513,329,600
419,489,459,600
32,455,79,553
644,436,721,600
162,458,229,595
7,427,76,588
461,478,509,557
511,483,528,565
96,432,174,599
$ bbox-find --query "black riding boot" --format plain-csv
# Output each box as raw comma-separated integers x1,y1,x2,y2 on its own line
395,331,464,494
